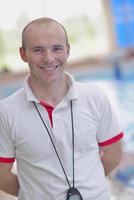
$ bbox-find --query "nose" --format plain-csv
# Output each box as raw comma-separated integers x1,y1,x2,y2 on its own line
43,50,54,63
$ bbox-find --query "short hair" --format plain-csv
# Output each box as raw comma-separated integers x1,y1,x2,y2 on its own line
21,17,69,48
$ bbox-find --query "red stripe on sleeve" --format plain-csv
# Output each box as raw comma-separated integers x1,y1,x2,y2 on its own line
0,157,15,163
98,132,124,147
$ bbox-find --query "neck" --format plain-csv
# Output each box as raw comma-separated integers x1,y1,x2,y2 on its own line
29,75,69,107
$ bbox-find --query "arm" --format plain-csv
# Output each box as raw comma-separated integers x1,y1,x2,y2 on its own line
0,162,19,196
100,140,123,177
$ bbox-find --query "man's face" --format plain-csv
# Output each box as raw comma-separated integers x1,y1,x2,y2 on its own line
20,23,70,85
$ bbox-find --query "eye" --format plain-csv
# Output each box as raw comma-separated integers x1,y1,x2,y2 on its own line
33,48,44,54
53,45,63,52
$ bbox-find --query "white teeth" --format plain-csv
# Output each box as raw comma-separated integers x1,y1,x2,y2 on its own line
40,66,57,70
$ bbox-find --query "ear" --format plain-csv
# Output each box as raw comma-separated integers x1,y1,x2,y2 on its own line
66,43,70,57
19,47,28,62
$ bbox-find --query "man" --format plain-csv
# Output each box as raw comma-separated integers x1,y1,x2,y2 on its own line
0,17,124,200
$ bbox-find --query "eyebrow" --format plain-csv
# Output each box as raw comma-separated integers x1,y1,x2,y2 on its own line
31,44,64,49
31,46,44,49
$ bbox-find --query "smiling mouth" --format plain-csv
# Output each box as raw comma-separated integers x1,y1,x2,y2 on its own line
40,65,59,71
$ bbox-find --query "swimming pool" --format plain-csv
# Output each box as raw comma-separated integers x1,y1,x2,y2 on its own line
73,66,134,199
73,66,134,153
1,65,134,147
0,64,134,199
0,66,134,149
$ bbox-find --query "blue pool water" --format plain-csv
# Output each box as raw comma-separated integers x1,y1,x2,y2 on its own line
0,65,134,195
73,67,134,153
73,65,134,191
0,66,134,153
0,65,134,151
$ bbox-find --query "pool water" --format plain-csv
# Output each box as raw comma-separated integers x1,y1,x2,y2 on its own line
0,67,134,153
73,67,134,154
74,67,134,198
0,65,134,199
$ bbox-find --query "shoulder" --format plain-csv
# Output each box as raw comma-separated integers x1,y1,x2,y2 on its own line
76,81,107,101
75,81,112,115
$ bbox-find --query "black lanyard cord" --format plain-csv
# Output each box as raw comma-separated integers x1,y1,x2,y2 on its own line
70,100,75,188
33,101,75,189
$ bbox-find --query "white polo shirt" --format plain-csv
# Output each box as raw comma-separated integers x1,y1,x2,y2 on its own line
0,72,123,200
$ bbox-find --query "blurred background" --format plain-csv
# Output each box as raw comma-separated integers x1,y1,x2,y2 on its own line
0,0,134,199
